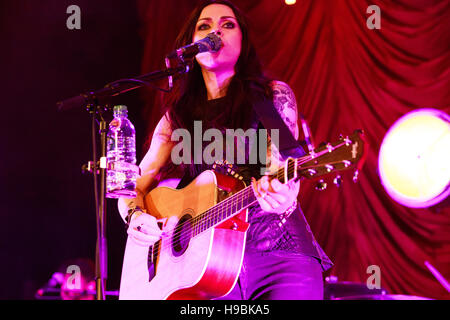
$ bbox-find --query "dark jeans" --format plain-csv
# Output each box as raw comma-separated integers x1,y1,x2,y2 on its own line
216,250,324,300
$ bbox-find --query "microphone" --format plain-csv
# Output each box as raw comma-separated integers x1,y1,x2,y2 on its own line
167,32,223,62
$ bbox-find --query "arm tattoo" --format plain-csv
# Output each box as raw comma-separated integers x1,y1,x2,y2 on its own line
271,81,299,139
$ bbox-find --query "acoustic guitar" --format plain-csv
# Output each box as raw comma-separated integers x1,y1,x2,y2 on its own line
119,130,366,300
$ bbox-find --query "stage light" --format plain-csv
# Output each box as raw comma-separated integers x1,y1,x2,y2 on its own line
285,0,296,5
378,108,450,208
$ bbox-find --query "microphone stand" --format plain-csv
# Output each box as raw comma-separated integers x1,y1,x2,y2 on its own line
57,60,191,300
57,63,190,112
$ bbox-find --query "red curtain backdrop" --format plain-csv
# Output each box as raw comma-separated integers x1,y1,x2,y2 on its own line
137,0,450,299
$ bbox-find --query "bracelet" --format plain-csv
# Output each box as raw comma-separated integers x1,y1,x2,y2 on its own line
278,199,298,227
125,205,146,229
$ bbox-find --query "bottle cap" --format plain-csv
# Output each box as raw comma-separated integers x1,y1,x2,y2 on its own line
113,105,128,112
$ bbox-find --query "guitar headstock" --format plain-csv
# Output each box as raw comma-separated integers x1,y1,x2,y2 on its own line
297,129,367,181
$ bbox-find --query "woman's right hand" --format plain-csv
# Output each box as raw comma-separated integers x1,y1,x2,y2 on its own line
127,211,164,247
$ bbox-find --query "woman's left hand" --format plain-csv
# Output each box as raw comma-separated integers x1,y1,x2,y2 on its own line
251,175,300,214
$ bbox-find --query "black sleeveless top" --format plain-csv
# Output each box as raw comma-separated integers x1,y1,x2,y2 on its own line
176,97,333,272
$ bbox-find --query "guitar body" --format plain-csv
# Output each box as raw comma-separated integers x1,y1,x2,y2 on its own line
119,170,249,300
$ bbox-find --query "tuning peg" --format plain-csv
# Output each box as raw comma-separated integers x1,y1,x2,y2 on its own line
333,175,342,187
315,179,327,191
344,136,352,146
353,170,359,183
326,143,334,153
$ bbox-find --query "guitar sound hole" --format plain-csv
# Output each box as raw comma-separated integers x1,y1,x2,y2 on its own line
171,214,193,257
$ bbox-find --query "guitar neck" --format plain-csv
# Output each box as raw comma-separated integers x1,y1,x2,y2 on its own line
191,184,257,236
190,157,301,236
191,130,365,236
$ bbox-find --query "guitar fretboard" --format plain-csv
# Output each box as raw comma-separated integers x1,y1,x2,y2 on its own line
191,185,257,236
187,131,363,237
190,159,297,236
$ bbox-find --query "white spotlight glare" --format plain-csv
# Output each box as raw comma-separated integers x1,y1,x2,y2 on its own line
378,108,450,208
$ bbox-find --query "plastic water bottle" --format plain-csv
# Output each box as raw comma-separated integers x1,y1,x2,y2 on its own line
106,105,138,198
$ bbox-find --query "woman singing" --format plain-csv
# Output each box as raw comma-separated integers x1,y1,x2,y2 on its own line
118,0,332,300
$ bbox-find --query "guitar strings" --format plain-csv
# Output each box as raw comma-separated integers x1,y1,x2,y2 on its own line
151,158,311,253
161,157,349,250
154,161,303,253
166,155,300,238
171,140,350,237
152,140,354,251
155,147,346,251
156,186,256,253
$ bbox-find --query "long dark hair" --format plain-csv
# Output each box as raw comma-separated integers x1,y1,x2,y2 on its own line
162,0,273,178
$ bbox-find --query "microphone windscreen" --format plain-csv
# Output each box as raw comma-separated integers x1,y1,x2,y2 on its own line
203,33,223,52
